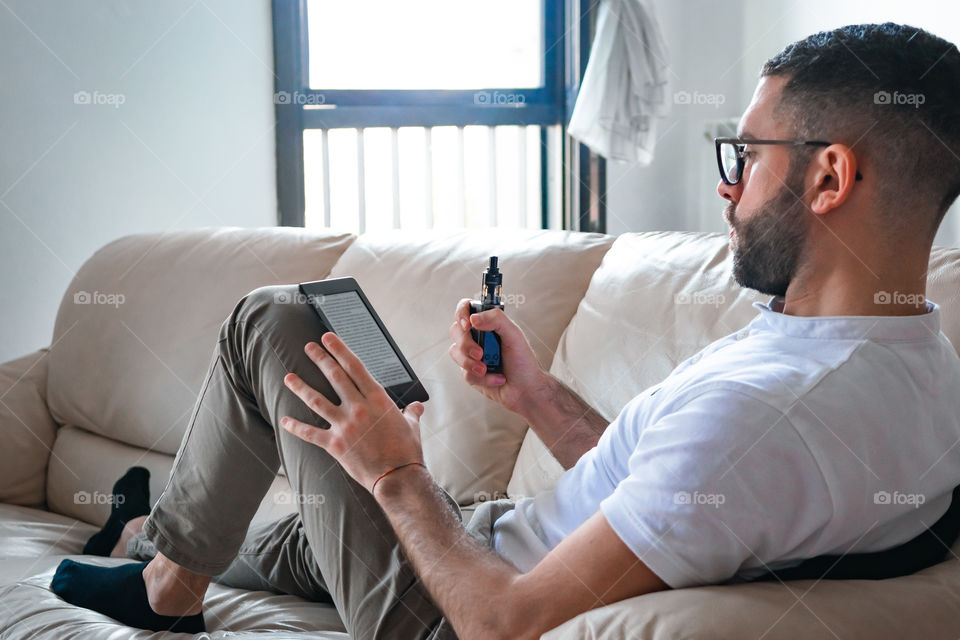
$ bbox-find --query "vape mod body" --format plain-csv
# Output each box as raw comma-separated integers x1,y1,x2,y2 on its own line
469,256,504,374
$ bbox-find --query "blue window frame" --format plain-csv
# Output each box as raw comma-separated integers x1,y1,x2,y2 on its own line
272,0,605,232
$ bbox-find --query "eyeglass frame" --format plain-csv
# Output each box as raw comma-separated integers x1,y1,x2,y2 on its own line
714,137,863,186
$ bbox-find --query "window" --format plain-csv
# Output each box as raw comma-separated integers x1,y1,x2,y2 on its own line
272,0,606,233
307,1,543,90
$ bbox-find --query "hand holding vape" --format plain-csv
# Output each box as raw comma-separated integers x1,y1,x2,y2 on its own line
469,257,504,375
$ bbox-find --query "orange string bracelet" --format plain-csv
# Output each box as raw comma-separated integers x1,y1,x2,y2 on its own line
371,461,426,495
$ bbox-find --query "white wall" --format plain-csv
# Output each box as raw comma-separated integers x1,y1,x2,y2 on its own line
0,0,277,363
605,0,747,236
606,0,960,249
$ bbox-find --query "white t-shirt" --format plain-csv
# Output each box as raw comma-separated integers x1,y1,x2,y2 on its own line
491,296,960,588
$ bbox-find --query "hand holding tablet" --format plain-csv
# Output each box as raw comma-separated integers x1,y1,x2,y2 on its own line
297,278,429,409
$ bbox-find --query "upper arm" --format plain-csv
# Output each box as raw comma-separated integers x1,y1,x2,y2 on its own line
508,510,668,638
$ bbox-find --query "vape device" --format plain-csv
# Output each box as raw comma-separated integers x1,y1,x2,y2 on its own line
469,256,504,374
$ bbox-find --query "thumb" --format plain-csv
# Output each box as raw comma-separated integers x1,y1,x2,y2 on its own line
470,307,518,338
404,401,426,420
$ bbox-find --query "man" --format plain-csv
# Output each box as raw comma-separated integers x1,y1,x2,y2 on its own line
51,22,960,639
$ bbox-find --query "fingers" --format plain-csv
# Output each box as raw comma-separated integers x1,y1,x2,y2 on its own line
468,307,518,339
284,372,340,420
455,298,473,331
448,339,485,374
303,335,372,400
448,299,507,388
448,300,473,342
460,366,506,387
279,415,331,449
449,299,485,374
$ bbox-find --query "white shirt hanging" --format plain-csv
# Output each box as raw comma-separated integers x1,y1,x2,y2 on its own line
567,0,670,164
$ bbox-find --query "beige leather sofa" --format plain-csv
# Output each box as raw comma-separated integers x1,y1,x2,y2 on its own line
1,226,959,639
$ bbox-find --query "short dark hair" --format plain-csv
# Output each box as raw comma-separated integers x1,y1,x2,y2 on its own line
762,23,960,238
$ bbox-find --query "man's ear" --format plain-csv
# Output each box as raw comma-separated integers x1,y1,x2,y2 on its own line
808,144,858,215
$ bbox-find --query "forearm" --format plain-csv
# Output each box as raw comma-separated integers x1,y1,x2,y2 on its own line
374,465,527,640
520,376,609,470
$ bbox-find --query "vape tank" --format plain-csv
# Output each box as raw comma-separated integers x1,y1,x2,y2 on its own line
469,257,504,374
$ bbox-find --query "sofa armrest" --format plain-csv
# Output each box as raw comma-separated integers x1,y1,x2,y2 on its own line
0,349,59,507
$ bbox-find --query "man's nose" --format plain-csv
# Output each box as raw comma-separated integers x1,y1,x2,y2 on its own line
717,179,742,203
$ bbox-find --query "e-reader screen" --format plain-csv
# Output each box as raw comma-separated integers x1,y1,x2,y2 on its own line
297,277,429,408
313,291,413,388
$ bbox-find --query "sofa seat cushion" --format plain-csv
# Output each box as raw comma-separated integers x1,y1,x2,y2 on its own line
1,560,349,639
0,505,348,638
542,554,960,639
0,503,97,587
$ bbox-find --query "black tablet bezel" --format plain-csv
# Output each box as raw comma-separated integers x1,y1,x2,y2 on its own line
297,277,429,409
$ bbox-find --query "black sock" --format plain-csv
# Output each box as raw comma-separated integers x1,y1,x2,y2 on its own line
83,466,152,556
51,560,206,633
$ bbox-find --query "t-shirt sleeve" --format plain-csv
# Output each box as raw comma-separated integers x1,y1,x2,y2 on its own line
599,386,832,588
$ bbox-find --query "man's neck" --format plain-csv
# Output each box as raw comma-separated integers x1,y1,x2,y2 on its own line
780,260,930,318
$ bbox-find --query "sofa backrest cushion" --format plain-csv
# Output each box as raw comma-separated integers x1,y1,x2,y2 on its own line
327,229,613,503
508,232,960,498
46,227,355,454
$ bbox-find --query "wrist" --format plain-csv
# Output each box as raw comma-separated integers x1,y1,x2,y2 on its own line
372,461,431,502
516,372,560,421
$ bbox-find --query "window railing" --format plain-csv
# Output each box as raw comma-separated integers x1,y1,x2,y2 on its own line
303,124,561,234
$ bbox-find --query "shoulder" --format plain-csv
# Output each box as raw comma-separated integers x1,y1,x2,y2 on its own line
658,335,867,415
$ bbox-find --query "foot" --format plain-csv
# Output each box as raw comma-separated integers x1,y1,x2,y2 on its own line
142,553,209,617
83,467,152,556
51,558,206,633
110,515,148,558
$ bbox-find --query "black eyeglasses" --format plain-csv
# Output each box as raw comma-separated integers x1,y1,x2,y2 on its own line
715,137,863,185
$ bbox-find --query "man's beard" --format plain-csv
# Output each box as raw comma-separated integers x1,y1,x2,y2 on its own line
727,174,810,298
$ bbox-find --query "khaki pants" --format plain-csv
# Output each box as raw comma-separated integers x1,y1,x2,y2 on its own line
129,285,516,639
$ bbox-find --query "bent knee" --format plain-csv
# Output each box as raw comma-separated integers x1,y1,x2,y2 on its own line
234,284,307,326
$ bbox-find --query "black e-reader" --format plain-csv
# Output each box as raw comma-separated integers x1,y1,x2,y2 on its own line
297,277,429,409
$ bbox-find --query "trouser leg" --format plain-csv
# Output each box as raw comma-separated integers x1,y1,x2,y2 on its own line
131,499,518,640
140,285,460,638
130,512,332,602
